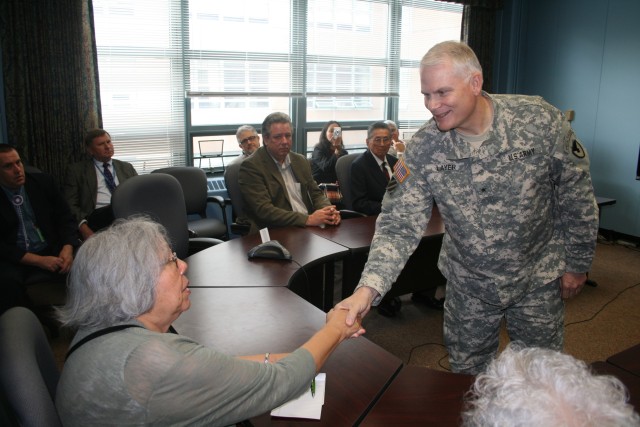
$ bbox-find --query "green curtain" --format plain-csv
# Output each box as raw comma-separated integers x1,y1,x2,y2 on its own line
0,0,101,185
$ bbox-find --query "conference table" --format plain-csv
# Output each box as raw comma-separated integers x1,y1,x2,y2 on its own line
176,219,475,425
591,361,640,413
173,287,403,426
607,343,640,378
309,206,446,299
186,207,445,310
359,365,474,426
177,220,640,425
185,226,349,310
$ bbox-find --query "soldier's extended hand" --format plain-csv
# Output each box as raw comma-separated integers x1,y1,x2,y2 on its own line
335,286,378,337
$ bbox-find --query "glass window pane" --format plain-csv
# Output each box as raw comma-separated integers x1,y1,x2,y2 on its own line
191,96,290,126
306,97,386,123
93,0,185,173
187,0,296,126
398,2,463,124
188,0,289,53
308,0,387,59
94,0,462,165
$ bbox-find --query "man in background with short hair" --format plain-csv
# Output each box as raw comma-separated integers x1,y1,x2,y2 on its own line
238,112,340,234
229,125,260,165
0,144,77,314
384,119,405,157
64,129,137,241
351,121,398,216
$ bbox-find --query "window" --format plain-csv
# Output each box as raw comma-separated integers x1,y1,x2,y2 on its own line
187,0,296,127
399,2,464,132
93,0,185,173
92,0,462,169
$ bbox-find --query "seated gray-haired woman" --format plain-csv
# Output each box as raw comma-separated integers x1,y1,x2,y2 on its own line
56,217,362,426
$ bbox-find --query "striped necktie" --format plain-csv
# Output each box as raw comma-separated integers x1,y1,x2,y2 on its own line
381,161,390,181
103,162,116,193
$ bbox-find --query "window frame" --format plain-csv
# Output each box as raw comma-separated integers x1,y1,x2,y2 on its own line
93,0,462,171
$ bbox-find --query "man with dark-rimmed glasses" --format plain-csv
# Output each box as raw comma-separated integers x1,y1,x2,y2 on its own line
230,125,260,165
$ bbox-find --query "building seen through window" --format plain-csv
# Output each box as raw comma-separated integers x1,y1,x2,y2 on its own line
92,0,462,172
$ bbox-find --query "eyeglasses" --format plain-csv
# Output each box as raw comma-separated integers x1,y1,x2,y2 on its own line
166,251,178,268
240,135,259,145
370,137,391,145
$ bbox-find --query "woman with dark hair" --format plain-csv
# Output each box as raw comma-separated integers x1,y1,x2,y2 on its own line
311,120,348,184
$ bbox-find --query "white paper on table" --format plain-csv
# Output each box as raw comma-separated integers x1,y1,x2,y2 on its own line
270,373,326,419
259,227,270,243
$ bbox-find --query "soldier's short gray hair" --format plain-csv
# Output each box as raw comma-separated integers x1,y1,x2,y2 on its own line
421,41,482,79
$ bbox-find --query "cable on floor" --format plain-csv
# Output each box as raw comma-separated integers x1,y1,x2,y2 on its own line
566,281,640,327
404,281,640,371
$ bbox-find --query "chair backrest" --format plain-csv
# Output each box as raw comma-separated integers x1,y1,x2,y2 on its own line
335,153,360,211
112,174,190,259
223,160,245,219
0,307,62,427
152,167,208,216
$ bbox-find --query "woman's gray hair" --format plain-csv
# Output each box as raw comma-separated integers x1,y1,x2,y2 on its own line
421,41,482,80
57,217,171,329
462,342,640,426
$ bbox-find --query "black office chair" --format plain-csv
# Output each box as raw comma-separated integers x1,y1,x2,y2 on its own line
23,272,67,338
0,307,62,427
223,160,251,236
112,174,222,258
152,167,229,241
339,209,367,220
335,153,363,213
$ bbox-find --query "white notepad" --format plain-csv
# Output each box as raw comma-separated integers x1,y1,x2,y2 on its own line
270,373,326,420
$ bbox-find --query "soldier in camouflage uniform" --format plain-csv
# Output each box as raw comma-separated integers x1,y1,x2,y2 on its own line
336,41,599,374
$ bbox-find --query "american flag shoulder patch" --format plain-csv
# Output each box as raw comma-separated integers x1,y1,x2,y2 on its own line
393,157,411,183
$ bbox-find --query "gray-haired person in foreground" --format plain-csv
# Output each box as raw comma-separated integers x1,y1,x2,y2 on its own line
462,343,640,426
56,217,362,426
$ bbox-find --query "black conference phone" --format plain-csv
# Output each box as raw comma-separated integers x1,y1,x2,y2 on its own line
247,240,292,260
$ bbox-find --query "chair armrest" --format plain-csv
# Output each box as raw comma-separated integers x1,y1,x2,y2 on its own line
206,195,226,207
188,237,224,256
205,196,230,236
230,222,251,236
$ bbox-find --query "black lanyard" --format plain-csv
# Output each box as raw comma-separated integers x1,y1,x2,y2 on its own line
65,324,178,361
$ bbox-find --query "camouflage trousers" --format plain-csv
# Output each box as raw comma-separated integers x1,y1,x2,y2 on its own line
443,278,564,375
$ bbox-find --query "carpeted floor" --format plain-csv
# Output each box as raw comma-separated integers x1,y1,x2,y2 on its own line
361,239,640,371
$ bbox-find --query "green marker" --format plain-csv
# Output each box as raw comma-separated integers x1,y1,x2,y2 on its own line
310,377,316,397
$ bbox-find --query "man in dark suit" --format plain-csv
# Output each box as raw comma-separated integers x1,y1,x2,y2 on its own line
0,145,78,314
238,112,341,234
351,121,398,216
64,129,137,240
